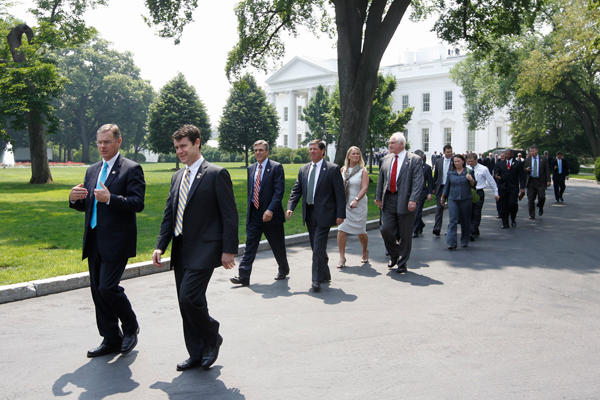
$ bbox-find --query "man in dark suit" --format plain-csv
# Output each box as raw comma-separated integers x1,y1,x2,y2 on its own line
432,144,453,236
483,152,496,174
375,132,424,272
412,149,433,238
230,140,289,286
69,124,145,358
286,139,345,292
551,151,569,202
494,149,525,228
152,125,238,371
523,144,551,219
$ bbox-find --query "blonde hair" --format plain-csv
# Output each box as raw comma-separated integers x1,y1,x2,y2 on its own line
344,146,365,170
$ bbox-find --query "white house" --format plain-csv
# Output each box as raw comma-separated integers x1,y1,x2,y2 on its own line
265,46,511,159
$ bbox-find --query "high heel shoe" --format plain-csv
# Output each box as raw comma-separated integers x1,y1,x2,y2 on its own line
360,250,369,264
337,258,346,269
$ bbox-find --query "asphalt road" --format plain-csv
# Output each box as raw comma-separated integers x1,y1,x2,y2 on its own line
1,180,599,400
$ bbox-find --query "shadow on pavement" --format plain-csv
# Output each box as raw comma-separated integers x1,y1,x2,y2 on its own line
387,270,444,286
249,280,293,299
52,351,139,399
150,366,245,400
338,262,382,277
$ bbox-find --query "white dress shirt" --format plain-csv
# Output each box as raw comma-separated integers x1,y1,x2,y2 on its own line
389,150,407,185
442,156,452,185
468,162,499,196
179,156,204,193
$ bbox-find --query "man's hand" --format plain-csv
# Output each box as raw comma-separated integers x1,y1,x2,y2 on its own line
69,183,87,202
286,210,293,220
547,181,551,187
408,201,417,212
221,253,236,269
152,249,163,267
374,199,382,209
262,210,273,222
336,218,344,226
440,195,446,204
94,182,110,203
494,195,500,201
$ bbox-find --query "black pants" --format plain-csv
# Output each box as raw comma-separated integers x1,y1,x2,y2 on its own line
553,174,566,201
471,189,485,235
87,229,138,344
527,179,546,217
412,192,427,234
380,192,415,264
499,189,519,226
172,237,220,360
238,207,289,281
433,185,445,233
306,206,331,284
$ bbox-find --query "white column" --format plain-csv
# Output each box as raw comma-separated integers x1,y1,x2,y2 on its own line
269,92,276,106
288,90,297,149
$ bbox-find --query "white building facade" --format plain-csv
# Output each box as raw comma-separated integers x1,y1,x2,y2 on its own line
265,48,511,159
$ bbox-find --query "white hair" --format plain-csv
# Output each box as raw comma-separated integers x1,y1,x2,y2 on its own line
390,132,406,145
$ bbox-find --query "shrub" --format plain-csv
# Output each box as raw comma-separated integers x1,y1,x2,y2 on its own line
128,152,146,163
270,147,294,164
564,154,580,175
595,157,600,182
295,147,310,163
202,145,221,162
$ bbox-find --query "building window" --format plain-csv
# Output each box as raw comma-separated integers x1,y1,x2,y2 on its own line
402,95,409,110
422,93,430,112
444,127,452,145
468,129,476,152
444,91,453,110
284,135,288,147
496,127,502,148
298,105,303,121
284,107,288,122
421,128,430,152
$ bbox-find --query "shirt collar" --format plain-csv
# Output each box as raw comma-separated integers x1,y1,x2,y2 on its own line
102,152,120,169
186,155,204,177
258,158,269,169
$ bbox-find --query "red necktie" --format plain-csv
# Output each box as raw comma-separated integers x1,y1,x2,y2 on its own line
253,164,262,209
390,155,398,193
507,160,511,170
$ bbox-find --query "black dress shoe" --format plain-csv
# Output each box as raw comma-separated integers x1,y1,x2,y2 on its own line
432,230,440,237
511,221,517,227
538,208,543,216
412,232,419,238
387,258,398,269
529,216,535,220
501,225,510,229
470,235,475,242
121,327,139,354
448,245,457,250
87,341,121,358
201,335,223,370
274,272,288,280
311,282,321,292
176,357,202,371
230,276,249,286
396,263,407,273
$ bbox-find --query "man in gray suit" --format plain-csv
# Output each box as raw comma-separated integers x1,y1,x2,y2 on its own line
375,132,424,273
432,144,453,236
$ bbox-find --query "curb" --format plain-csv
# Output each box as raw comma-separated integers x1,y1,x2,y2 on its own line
0,206,436,304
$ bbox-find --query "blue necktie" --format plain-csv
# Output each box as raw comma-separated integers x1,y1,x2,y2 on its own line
558,160,562,174
90,162,109,229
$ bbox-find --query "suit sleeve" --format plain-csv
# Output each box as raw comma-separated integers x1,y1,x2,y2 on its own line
69,168,91,212
108,164,146,213
156,174,177,252
332,165,346,219
425,166,434,194
409,157,424,202
375,162,385,201
268,163,285,212
217,168,239,254
287,167,303,211
443,173,451,197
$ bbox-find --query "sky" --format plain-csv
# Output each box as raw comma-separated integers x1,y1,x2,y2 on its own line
9,0,443,127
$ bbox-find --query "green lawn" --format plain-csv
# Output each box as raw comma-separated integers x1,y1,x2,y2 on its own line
571,174,597,181
1,162,425,285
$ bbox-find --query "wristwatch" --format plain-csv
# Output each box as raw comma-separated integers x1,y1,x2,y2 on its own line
354,197,359,201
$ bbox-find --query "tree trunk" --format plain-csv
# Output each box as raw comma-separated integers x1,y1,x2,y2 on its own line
245,146,249,167
27,110,53,183
79,122,90,163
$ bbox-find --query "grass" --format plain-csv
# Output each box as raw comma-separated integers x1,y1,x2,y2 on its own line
570,174,597,181
1,162,434,285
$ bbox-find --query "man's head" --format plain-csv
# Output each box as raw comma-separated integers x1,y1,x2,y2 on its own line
466,152,478,167
308,139,326,163
556,151,563,159
388,132,406,154
505,149,514,160
172,124,202,167
443,144,453,159
529,145,539,158
414,149,426,162
253,140,270,163
96,124,122,161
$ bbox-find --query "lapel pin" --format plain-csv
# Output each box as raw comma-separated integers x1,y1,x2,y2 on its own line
111,171,116,174
196,173,202,179
267,168,270,172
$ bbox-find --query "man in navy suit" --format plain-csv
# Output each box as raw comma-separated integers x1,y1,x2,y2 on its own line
231,140,290,286
287,140,345,292
69,124,145,358
551,151,569,202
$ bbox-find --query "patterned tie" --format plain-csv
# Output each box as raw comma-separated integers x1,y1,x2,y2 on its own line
90,162,109,229
307,163,317,205
253,164,262,209
390,155,398,193
174,168,191,236
532,157,538,177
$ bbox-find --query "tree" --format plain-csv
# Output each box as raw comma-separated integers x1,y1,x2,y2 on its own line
147,73,210,169
302,85,331,145
218,74,279,167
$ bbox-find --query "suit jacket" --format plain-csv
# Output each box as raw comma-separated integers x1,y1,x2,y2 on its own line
287,160,346,227
493,159,525,194
422,163,434,197
433,156,452,191
483,157,496,174
550,158,570,177
523,156,551,187
247,159,285,224
70,154,145,261
156,160,239,270
443,169,473,201
375,151,424,214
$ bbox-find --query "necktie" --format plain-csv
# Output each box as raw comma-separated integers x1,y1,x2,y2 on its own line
558,160,562,174
90,162,109,229
174,168,191,236
390,155,398,193
253,164,262,209
532,157,538,177
507,160,511,170
307,163,317,204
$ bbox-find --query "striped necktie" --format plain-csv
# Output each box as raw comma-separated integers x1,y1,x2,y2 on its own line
90,162,109,229
253,164,262,209
174,168,191,236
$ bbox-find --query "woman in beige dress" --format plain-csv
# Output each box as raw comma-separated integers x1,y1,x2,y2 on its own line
337,146,370,268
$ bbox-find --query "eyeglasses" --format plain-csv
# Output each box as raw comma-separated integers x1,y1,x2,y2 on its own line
96,140,115,146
